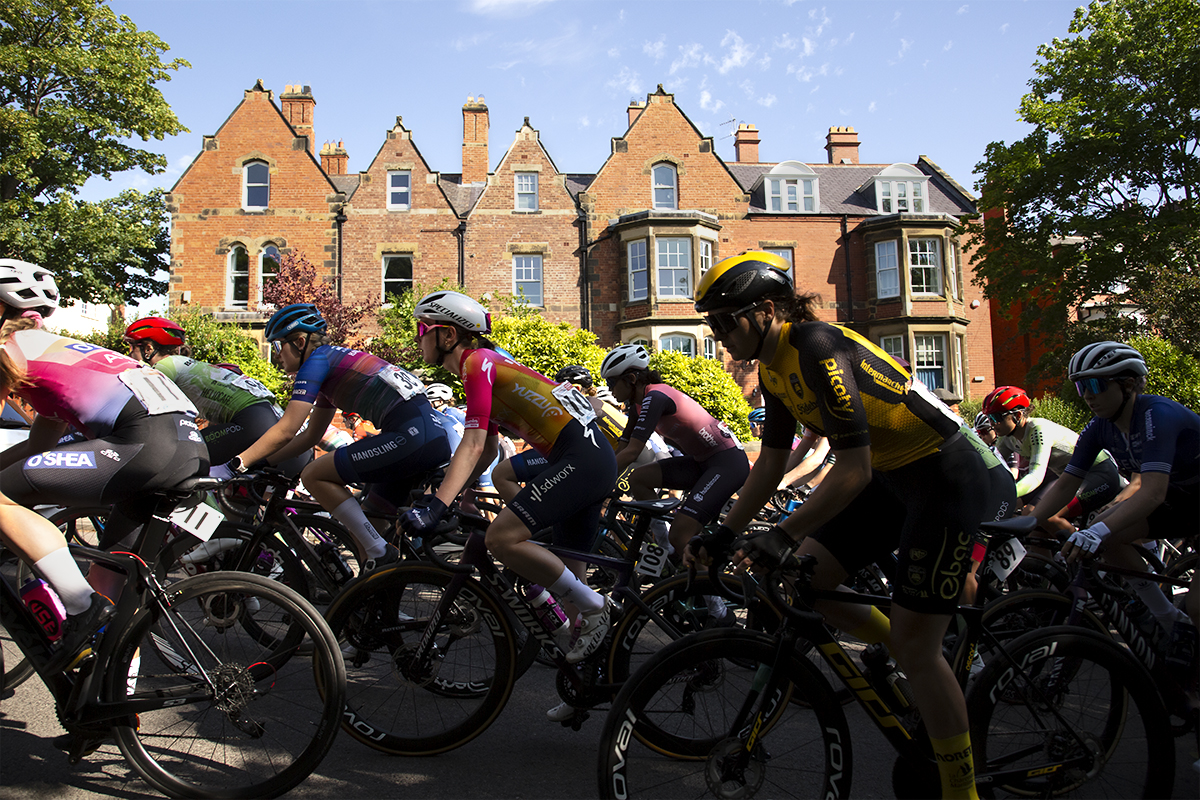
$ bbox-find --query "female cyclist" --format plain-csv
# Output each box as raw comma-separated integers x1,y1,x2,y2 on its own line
403,291,617,664
690,250,998,799
227,303,450,571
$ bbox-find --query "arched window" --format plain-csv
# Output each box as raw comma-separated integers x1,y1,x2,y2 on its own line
660,333,695,356
652,164,677,210
243,161,270,209
259,245,280,305
228,245,249,308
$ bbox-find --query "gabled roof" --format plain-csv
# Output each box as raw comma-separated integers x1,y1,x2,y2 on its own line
437,175,486,216
329,174,361,197
563,174,594,202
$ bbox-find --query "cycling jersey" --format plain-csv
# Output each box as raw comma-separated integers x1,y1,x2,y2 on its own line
622,383,741,461
759,322,959,471
153,355,275,424
292,345,426,426
998,417,1114,498
593,398,628,452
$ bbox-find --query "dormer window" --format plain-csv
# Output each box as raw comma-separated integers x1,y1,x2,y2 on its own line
243,161,269,210
652,164,677,210
762,161,819,213
869,164,928,214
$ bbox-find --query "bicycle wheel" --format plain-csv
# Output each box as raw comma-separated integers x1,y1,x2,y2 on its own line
598,627,852,799
325,564,518,755
107,571,346,799
967,626,1174,798
0,546,35,692
289,513,363,601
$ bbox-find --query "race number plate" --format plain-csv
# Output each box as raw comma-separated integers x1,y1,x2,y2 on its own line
987,536,1028,581
635,541,669,579
168,502,224,543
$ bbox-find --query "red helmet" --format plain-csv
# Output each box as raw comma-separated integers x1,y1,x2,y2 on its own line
982,385,1030,417
124,316,186,347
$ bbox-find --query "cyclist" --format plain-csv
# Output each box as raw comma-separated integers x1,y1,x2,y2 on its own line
404,291,617,664
227,303,451,572
1039,341,1198,647
123,316,311,478
601,343,750,568
984,385,1123,534
690,250,995,799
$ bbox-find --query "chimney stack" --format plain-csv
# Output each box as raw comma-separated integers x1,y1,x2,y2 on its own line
280,84,316,153
320,141,348,175
462,95,489,184
627,100,645,128
734,123,760,163
825,126,860,164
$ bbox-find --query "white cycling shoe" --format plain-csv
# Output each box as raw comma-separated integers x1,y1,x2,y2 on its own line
546,701,578,722
565,597,613,664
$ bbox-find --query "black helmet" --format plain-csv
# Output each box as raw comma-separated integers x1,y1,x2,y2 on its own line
694,250,793,314
554,364,593,389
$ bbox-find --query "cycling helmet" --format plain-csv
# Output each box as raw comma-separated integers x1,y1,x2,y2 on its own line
1068,341,1147,380
694,251,793,314
425,383,455,403
974,412,994,432
554,364,594,389
124,316,186,347
0,259,59,318
982,386,1031,417
265,303,326,341
600,344,651,381
748,407,766,424
594,384,617,404
414,291,491,334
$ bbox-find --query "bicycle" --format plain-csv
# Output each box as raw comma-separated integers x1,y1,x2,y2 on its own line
596,515,1176,799
0,477,347,798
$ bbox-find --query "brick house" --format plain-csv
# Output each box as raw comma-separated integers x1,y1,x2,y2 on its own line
166,81,994,399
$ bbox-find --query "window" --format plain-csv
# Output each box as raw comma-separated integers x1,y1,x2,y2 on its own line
913,334,947,390
703,336,717,359
956,334,967,397
387,170,411,210
631,337,651,348
877,180,925,213
909,238,942,295
765,248,794,283
513,254,543,306
946,241,960,300
228,245,249,308
515,172,538,210
768,178,816,212
652,164,677,210
660,334,696,356
383,255,413,302
258,245,280,304
880,335,904,362
243,161,269,210
628,240,648,302
875,241,900,299
699,240,713,274
656,237,691,298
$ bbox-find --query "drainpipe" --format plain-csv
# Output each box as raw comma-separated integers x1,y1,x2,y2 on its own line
841,215,853,323
579,212,590,331
455,221,466,286
334,209,348,302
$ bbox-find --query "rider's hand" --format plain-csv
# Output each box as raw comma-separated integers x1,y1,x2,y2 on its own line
684,524,738,568
732,525,796,572
1061,522,1110,564
402,495,447,534
209,463,235,481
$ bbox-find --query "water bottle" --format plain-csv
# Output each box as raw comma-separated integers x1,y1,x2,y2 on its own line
523,583,568,634
861,643,915,712
21,578,67,642
316,540,353,584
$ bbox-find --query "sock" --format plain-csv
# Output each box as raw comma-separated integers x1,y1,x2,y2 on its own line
650,519,674,555
704,594,727,620
1127,574,1179,626
34,547,95,615
931,731,979,800
331,498,387,558
549,566,604,613
847,605,892,648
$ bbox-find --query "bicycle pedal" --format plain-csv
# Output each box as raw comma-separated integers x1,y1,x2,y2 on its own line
566,710,591,731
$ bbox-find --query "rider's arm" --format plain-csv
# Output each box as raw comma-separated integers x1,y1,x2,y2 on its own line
1030,472,1084,526
774,445,872,540
779,431,829,488
267,405,333,465
1087,470,1169,546
237,399,316,467
0,414,69,469
433,427,493,506
1013,421,1052,497
615,436,649,472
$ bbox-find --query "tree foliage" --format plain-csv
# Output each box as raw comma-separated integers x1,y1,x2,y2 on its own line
260,250,369,347
0,0,189,304
964,0,1200,380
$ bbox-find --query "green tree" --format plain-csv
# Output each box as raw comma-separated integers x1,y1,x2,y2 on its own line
0,0,189,305
368,278,462,386
964,0,1200,380
649,349,754,442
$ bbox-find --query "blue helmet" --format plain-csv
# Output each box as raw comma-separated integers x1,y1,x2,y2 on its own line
748,407,766,424
265,303,326,341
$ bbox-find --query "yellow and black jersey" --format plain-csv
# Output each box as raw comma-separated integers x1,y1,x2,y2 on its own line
593,398,629,453
759,322,960,471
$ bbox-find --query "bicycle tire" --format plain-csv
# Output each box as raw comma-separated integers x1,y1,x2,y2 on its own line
967,625,1174,798
598,627,853,799
107,571,346,799
325,564,519,755
0,547,35,692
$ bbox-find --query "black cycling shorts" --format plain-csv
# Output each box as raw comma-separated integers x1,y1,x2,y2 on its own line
506,419,617,551
811,434,992,614
203,401,312,478
333,402,451,511
651,447,751,525
510,450,550,482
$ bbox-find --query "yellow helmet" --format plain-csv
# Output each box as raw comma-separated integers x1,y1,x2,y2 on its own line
694,251,793,313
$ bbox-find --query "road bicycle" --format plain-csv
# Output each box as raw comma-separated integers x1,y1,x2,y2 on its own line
596,515,1175,799
0,477,347,798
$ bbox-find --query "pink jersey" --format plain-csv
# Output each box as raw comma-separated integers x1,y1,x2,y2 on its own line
625,383,741,461
3,328,196,439
459,348,588,456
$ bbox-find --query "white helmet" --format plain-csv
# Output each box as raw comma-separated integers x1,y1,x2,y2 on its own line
601,343,651,381
594,384,617,404
425,382,454,403
414,291,491,334
1068,341,1147,380
0,259,59,318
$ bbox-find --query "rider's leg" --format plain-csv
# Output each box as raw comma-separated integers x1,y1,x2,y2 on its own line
302,454,388,558
491,458,521,503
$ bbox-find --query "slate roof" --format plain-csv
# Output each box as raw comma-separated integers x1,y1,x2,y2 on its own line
437,175,486,217
563,174,595,202
328,174,361,199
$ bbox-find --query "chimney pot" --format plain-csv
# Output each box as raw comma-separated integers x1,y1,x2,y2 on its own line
734,123,760,163
280,84,317,154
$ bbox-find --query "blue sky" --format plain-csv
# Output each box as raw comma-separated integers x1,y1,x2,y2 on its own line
85,0,1085,206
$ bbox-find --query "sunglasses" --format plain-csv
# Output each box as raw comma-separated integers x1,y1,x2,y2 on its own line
703,302,764,336
1074,377,1110,397
416,321,447,339
986,410,1016,425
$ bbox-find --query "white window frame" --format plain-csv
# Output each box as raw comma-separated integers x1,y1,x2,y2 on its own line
880,335,904,362
257,245,280,305
946,240,960,299
956,334,966,398
768,177,817,213
386,170,411,210
877,179,926,213
227,245,249,308
382,254,413,304
660,334,696,356
699,239,713,274
513,254,543,307
515,172,538,211
628,239,648,302
703,336,717,359
875,240,900,299
656,237,692,298
913,333,947,390
909,238,942,295
652,163,677,210
243,161,269,210
630,337,651,349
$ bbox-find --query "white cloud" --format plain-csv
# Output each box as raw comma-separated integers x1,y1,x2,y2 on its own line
944,40,953,51
608,47,620,58
758,54,772,70
868,101,877,112
453,32,494,51
670,43,705,74
1000,22,1010,34
699,90,724,112
892,10,902,24
774,33,798,50
808,6,832,37
578,116,591,128
802,36,816,57
757,94,777,108
897,38,912,59
838,107,850,116
644,37,666,60
844,32,854,45
468,0,557,16
791,65,816,82
957,4,969,14
716,31,755,74
606,66,642,95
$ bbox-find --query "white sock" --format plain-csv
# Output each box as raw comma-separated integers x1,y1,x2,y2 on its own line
331,498,387,558
34,547,94,615
1127,575,1179,626
650,519,674,555
705,594,727,620
549,566,604,613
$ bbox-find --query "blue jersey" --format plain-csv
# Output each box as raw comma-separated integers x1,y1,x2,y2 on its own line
291,345,428,426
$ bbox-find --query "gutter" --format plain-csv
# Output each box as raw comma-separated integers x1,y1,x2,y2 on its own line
841,215,853,323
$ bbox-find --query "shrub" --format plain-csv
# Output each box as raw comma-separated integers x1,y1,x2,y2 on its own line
648,349,754,442
261,250,369,347
1028,394,1092,433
